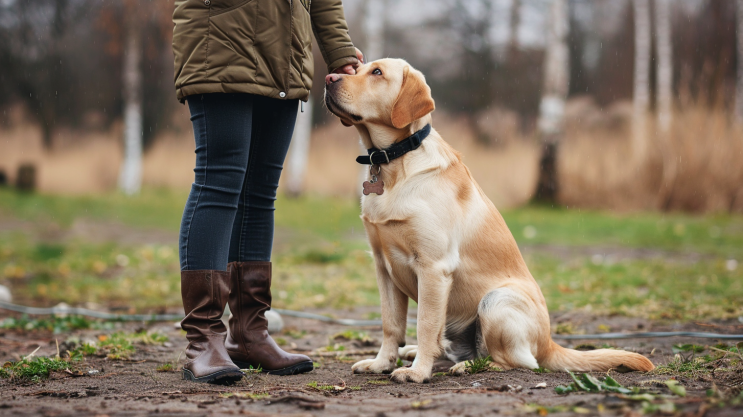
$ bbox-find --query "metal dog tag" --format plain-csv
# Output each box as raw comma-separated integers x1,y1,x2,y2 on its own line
363,180,384,195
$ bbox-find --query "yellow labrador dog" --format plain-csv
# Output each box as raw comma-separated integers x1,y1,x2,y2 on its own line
324,59,654,383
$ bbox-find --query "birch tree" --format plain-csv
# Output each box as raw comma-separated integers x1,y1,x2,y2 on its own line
655,0,672,134
286,99,313,197
534,0,569,203
118,0,143,195
655,0,676,209
632,0,651,159
736,0,743,123
507,0,521,62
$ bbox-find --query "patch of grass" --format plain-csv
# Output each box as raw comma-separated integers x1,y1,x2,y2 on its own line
323,343,345,352
283,329,307,339
465,356,499,374
2,190,742,318
98,333,135,360
240,365,262,374
332,330,374,344
653,354,718,379
367,379,390,385
502,206,743,258
531,254,743,320
156,363,175,372
1,356,72,382
68,342,97,361
307,381,335,391
130,331,169,345
672,344,706,354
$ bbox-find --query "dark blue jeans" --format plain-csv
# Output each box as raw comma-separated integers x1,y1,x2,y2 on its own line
179,93,298,271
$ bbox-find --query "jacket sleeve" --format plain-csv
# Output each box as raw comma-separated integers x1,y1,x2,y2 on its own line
310,0,358,73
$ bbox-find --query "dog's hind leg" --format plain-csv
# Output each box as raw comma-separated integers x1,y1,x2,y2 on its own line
476,288,540,370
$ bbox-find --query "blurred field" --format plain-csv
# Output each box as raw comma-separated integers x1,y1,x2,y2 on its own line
0,188,741,320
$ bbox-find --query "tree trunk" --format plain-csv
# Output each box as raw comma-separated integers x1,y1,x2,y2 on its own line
286,99,313,197
736,0,743,124
118,6,143,195
632,0,651,159
507,0,521,62
534,0,569,204
655,0,676,210
363,0,385,61
655,0,672,134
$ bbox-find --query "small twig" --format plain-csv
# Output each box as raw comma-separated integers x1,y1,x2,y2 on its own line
709,346,743,360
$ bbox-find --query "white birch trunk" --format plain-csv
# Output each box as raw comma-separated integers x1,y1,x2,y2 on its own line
534,0,569,202
632,0,651,159
655,0,672,134
736,0,743,124
118,14,143,195
363,0,385,61
286,99,313,197
537,0,569,142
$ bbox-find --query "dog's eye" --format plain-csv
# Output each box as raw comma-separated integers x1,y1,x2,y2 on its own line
372,68,382,76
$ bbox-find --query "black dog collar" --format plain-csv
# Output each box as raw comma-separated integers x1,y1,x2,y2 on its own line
355,124,432,165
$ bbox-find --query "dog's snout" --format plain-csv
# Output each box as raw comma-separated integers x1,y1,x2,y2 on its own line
325,73,341,86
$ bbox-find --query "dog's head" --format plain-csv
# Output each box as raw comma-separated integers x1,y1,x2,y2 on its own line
324,59,435,144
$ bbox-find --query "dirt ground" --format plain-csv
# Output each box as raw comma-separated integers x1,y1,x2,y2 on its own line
1,310,742,417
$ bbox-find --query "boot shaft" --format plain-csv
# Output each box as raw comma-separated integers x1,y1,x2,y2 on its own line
180,269,231,340
228,261,272,332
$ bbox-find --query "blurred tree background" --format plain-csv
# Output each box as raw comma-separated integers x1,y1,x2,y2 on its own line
0,0,742,212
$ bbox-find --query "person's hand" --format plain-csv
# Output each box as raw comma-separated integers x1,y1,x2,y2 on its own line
333,48,364,75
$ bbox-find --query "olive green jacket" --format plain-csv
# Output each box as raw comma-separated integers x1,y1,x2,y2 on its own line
173,0,357,102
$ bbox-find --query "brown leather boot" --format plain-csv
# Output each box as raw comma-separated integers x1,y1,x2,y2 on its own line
180,270,244,384
226,261,314,375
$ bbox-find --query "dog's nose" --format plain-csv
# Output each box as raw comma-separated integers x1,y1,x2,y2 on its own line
325,73,341,86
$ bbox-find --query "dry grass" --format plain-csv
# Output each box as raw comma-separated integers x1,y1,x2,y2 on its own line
1,101,741,213
560,100,743,213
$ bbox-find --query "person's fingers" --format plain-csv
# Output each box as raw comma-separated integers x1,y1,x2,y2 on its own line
334,64,355,75
355,47,365,64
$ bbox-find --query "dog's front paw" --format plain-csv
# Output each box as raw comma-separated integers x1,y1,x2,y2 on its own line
352,358,396,374
448,361,468,376
390,367,430,383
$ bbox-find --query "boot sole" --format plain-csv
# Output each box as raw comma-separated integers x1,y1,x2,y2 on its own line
182,368,245,385
233,360,314,376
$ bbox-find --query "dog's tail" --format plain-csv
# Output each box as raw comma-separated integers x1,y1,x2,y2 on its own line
540,341,654,372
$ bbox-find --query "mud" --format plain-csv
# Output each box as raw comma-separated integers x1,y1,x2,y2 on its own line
1,311,742,416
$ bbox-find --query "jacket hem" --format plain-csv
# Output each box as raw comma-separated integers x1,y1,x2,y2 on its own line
176,82,310,102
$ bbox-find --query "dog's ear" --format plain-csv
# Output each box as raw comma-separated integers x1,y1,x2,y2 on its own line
390,65,435,129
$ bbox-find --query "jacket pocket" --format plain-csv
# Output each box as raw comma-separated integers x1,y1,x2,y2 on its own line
209,0,254,16
208,0,257,83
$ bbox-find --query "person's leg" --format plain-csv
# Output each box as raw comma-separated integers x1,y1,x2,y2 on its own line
178,93,256,384
228,95,298,263
225,97,313,375
180,93,254,271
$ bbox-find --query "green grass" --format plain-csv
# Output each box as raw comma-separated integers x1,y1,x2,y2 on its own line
0,356,72,382
0,188,741,319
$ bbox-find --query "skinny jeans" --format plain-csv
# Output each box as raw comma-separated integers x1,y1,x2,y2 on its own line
179,93,298,271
